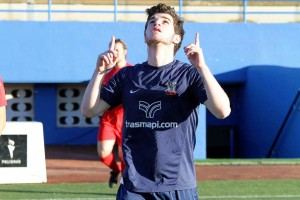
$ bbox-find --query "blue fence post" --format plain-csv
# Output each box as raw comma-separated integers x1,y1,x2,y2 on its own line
243,0,247,23
48,0,52,21
114,0,118,22
179,0,183,18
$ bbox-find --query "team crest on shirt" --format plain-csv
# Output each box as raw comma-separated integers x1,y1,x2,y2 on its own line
164,82,177,95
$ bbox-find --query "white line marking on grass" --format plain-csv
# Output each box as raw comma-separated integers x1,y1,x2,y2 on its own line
200,195,300,199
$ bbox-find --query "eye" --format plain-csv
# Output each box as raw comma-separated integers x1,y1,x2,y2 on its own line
163,20,168,24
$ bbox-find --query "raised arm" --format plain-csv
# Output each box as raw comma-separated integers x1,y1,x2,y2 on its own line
184,33,231,119
81,36,117,118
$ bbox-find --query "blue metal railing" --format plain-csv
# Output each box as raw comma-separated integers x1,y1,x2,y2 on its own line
0,0,300,23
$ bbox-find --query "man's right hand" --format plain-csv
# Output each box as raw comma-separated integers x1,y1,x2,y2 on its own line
96,36,118,74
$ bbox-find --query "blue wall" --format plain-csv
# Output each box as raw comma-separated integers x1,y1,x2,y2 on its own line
238,66,300,158
213,66,300,158
33,84,99,145
1,21,300,158
1,22,300,82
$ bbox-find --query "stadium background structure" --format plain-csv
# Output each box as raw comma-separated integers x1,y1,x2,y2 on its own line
1,20,300,159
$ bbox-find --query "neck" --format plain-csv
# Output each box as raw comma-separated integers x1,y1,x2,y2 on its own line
115,59,127,68
147,43,174,67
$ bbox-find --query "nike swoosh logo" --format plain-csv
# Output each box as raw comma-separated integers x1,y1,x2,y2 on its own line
130,89,140,94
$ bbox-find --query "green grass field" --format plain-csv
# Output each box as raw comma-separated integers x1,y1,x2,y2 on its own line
195,158,300,165
1,159,300,199
1,180,300,199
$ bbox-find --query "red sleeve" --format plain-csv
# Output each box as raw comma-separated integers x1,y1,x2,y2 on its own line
126,62,133,66
0,77,7,106
102,63,132,86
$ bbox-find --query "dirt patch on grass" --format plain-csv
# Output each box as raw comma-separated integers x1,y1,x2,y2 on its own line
45,145,300,183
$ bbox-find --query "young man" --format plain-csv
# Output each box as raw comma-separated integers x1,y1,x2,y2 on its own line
0,76,7,135
81,3,230,199
97,39,131,188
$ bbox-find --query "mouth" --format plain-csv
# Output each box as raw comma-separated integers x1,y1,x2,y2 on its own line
152,27,161,32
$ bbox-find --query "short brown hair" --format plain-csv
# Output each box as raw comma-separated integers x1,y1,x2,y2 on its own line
109,38,127,50
144,3,185,55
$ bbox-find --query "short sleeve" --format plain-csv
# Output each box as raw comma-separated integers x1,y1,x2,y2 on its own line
190,68,207,105
100,70,123,109
0,77,7,107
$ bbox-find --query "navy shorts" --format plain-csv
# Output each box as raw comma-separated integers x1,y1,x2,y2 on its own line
116,184,198,200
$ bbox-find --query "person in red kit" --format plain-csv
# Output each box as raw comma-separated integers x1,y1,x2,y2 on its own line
0,75,7,135
96,39,132,188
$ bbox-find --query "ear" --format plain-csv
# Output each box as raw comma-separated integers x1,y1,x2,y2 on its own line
144,31,147,43
173,34,181,44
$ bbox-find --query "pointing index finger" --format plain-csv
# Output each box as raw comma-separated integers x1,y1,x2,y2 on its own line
195,32,200,47
109,36,115,51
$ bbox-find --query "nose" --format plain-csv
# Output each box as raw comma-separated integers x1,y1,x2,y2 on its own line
154,20,161,27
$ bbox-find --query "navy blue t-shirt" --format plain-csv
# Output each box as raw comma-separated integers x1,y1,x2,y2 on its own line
101,60,207,192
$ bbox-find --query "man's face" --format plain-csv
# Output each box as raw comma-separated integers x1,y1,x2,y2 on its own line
114,42,127,64
145,13,178,46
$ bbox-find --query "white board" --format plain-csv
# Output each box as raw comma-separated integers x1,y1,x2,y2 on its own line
0,122,47,184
